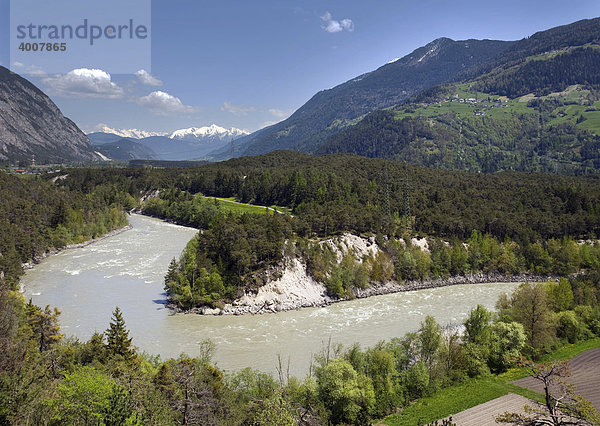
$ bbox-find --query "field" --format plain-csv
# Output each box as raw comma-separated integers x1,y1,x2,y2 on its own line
393,83,600,137
515,346,600,410
201,196,291,215
381,377,542,426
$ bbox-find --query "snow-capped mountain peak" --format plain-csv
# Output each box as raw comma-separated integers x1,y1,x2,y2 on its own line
91,125,169,139
169,124,249,141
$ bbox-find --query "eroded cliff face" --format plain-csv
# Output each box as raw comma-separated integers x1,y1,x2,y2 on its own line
0,66,101,164
187,234,554,316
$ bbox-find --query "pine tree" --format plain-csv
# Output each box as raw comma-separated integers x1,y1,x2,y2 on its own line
105,307,134,360
25,300,63,352
164,258,179,293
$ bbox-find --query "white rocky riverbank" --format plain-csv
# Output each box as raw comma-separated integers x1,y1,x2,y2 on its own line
178,260,557,316
169,232,559,316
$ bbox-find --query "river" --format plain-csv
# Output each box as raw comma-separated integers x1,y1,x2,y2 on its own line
21,214,520,377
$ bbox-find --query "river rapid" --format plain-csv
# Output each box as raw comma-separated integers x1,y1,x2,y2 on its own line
21,214,520,377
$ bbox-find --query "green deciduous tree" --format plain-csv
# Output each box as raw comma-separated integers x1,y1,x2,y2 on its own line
509,283,556,358
464,305,492,346
488,321,526,373
419,316,442,370
367,349,399,416
48,365,134,425
547,278,575,312
316,358,375,425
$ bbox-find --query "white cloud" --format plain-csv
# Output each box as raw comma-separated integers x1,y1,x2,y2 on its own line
259,120,279,129
27,68,47,77
135,69,163,86
41,68,124,98
137,91,197,115
320,11,354,33
269,108,293,120
10,62,47,76
221,101,256,116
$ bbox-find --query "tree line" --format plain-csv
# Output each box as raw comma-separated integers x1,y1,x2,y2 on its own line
56,152,600,242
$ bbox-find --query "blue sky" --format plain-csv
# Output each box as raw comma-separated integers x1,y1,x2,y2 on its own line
1,0,599,134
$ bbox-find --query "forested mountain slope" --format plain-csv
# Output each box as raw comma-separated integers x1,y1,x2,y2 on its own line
317,41,600,173
221,38,512,158
227,18,600,174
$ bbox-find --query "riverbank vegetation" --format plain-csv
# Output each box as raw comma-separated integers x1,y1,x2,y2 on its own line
0,171,128,289
2,269,599,424
1,154,599,310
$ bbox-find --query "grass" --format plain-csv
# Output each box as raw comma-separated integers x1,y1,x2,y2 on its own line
201,196,291,216
394,85,535,123
382,377,542,426
382,338,600,426
542,337,600,362
580,110,600,134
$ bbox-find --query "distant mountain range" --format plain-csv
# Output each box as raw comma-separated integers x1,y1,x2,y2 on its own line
88,125,249,161
93,126,169,139
0,66,101,164
169,125,248,142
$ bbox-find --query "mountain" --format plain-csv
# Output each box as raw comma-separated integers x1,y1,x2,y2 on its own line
218,37,514,159
92,126,169,139
88,132,129,146
0,66,101,164
169,124,248,142
315,18,600,174
458,17,600,82
88,124,248,161
94,138,159,162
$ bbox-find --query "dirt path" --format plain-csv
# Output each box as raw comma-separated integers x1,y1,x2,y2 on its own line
441,393,532,426
512,347,600,410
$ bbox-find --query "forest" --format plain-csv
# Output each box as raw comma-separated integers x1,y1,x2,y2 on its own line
58,152,600,241
472,46,600,98
2,153,600,308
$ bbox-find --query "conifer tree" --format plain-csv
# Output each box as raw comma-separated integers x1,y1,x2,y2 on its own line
105,307,134,360
25,300,63,352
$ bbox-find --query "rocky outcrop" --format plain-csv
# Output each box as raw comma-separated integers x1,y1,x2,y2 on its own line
178,234,558,316
0,66,102,164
